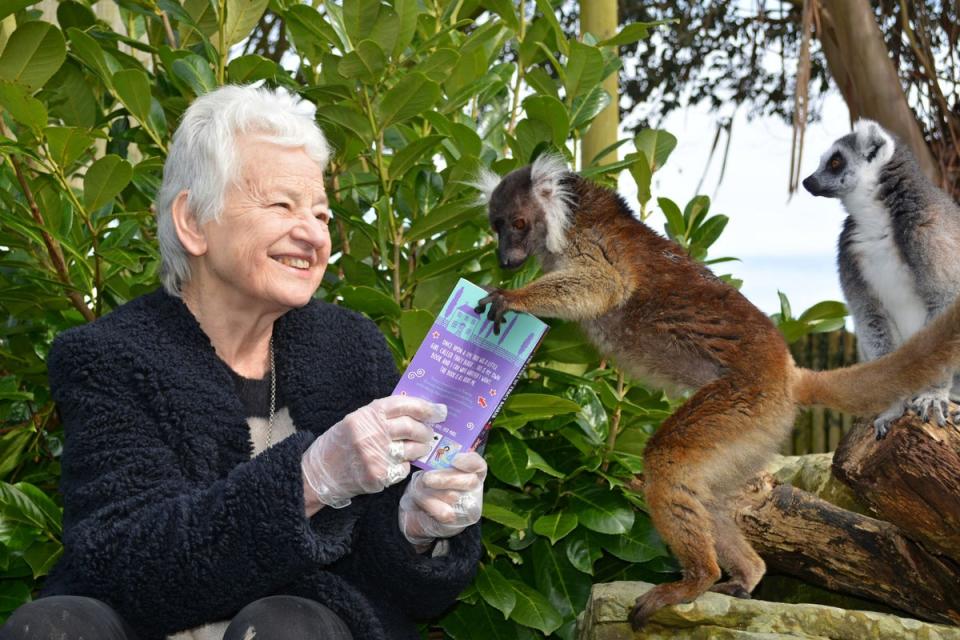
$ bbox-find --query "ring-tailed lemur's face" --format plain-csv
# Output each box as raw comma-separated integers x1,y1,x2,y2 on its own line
802,120,895,200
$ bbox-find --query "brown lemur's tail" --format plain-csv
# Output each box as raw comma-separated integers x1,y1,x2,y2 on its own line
792,296,960,415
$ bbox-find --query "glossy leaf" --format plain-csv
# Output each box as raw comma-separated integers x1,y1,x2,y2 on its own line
0,82,47,130
221,0,270,49
532,512,578,545
482,488,530,530
475,564,516,618
45,126,93,169
0,21,66,92
377,73,441,130
487,429,534,488
569,484,634,535
533,538,591,619
563,41,603,101
564,527,603,575
84,155,133,212
440,599,521,640
507,579,563,635
338,285,401,319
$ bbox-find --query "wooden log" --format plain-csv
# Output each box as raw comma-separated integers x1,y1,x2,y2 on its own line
832,416,960,563
733,473,960,625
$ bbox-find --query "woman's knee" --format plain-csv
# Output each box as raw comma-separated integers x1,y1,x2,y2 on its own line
223,595,352,640
0,596,137,640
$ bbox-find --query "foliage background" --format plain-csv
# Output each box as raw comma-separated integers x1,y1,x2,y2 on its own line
0,1,846,636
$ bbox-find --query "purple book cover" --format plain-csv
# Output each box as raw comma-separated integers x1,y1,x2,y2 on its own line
394,279,549,470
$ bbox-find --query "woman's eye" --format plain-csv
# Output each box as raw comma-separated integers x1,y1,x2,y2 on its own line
315,212,330,223
272,202,292,210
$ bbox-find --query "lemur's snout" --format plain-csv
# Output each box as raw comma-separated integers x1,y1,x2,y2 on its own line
801,174,821,196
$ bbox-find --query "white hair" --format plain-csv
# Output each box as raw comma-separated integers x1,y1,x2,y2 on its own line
530,154,573,253
155,84,332,296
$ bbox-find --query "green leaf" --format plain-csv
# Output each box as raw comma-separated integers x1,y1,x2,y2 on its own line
534,321,599,364
84,154,133,211
569,85,610,131
507,579,563,635
316,104,372,143
14,483,61,535
634,128,677,172
598,21,671,47
597,512,668,563
440,599,521,640
399,309,434,360
391,0,419,58
483,0,520,30
533,512,578,545
482,488,530,530
522,95,569,148
0,81,47,130
338,285,401,319
526,447,565,478
629,153,652,206
569,484,634,535
112,68,152,123
504,393,580,415
171,53,216,96
406,198,482,243
798,300,848,323
44,126,92,169
338,39,386,83
0,482,47,529
285,4,341,56
23,541,62,578
532,538,591,619
778,291,793,321
475,564,516,618
44,61,97,127
689,215,728,252
227,54,279,84
564,527,602,575
0,580,30,614
377,72,441,130
417,48,460,83
658,197,685,240
0,21,66,92
487,430,534,488
0,0,33,21
221,0,270,50
683,195,710,232
563,41,603,101
66,27,112,87
342,0,380,44
414,247,488,283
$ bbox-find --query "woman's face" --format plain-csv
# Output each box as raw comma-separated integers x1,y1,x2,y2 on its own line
197,136,331,312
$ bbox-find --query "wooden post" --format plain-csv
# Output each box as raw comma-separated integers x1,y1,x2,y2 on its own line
580,0,618,168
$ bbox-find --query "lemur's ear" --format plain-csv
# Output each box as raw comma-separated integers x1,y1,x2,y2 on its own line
471,166,502,207
853,119,893,163
530,154,574,253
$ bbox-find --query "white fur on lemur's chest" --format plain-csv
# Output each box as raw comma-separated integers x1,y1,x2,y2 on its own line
845,190,926,345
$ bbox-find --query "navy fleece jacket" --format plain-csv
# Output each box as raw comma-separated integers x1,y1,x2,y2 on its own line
41,290,481,639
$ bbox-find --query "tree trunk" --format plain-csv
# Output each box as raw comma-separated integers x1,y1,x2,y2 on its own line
816,0,941,185
832,418,960,563
734,473,960,625
579,0,618,168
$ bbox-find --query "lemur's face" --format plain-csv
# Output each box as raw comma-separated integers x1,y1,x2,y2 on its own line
802,120,894,200
487,167,548,270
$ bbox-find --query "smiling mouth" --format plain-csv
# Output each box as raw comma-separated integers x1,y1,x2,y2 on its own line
272,256,311,270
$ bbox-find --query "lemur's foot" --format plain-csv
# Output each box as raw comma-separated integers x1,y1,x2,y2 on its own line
709,581,752,599
474,289,510,334
872,404,907,440
908,390,951,428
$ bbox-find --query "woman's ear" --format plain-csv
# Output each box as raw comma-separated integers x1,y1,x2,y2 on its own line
171,190,207,257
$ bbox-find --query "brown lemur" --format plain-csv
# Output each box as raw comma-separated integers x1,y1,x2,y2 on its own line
473,155,960,629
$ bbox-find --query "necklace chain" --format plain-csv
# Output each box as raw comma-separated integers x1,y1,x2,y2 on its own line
267,336,276,448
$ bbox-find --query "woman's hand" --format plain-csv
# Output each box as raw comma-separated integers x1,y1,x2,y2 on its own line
302,396,445,512
398,452,486,552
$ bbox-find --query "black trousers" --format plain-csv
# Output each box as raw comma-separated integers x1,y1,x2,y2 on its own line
0,595,354,640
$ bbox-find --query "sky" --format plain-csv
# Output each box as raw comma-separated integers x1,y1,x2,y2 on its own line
617,92,853,317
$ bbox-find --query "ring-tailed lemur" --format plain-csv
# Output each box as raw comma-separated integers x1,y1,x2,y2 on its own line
803,119,960,438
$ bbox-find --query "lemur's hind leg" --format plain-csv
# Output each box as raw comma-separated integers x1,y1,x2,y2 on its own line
629,377,785,630
707,505,765,599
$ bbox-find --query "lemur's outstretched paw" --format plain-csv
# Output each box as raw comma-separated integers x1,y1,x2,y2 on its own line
474,289,510,334
908,390,950,428
709,581,752,599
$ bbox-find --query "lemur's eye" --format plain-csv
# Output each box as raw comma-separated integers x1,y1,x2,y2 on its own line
512,219,527,231
829,154,843,171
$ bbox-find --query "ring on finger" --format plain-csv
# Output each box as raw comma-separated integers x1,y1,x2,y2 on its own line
453,494,477,516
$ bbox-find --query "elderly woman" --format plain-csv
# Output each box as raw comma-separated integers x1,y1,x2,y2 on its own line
1,85,485,640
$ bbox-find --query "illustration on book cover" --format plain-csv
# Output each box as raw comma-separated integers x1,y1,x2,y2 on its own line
393,279,549,470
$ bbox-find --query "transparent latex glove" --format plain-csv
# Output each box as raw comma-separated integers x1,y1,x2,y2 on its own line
302,396,445,509
398,452,486,549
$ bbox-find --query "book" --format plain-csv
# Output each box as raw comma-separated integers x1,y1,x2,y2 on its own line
393,278,549,471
